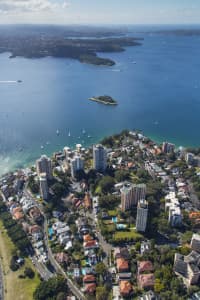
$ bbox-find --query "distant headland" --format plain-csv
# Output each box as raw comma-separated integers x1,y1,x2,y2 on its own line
0,25,142,66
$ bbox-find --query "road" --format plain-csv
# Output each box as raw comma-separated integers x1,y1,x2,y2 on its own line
25,187,86,300
43,218,86,300
86,208,112,267
30,255,53,281
23,187,55,281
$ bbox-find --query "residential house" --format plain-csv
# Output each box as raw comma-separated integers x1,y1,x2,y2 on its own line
84,283,96,294
83,240,99,250
12,207,24,221
189,212,200,227
83,274,96,283
116,258,129,273
55,252,69,265
29,225,43,241
138,261,154,274
29,206,42,223
174,252,200,287
138,274,155,290
191,234,200,253
119,280,133,297
140,241,151,255
84,193,92,209
138,291,157,300
114,247,130,260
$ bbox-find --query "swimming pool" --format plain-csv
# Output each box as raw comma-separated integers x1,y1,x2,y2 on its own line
112,217,118,223
116,224,127,229
48,227,54,238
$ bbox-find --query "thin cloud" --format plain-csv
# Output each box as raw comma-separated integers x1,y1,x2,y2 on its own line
0,0,70,13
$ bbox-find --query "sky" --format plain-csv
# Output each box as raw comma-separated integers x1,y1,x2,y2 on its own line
0,0,200,25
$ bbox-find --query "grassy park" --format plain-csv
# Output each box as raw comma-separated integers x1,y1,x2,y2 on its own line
0,220,40,300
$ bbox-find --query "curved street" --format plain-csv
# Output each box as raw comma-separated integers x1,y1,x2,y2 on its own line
25,187,86,300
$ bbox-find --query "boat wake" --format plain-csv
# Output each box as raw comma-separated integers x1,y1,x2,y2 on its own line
0,80,21,84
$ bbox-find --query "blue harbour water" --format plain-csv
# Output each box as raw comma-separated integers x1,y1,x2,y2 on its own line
0,26,200,174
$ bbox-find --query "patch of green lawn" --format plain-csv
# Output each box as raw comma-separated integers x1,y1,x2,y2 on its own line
113,230,143,242
108,210,118,217
0,220,40,300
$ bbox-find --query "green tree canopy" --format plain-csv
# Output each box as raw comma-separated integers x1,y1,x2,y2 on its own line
33,276,68,300
95,262,107,276
51,182,67,198
98,176,115,194
114,170,130,182
96,286,110,300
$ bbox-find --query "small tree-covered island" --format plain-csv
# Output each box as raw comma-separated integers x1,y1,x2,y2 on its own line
1,130,200,299
89,95,118,105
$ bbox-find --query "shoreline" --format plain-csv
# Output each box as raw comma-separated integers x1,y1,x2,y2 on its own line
0,129,198,177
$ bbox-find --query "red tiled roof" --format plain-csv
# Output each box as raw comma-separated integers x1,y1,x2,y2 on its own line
83,240,98,248
138,261,154,274
138,274,155,289
189,212,200,219
29,206,41,218
13,211,24,220
55,252,69,264
83,234,93,242
116,258,129,272
75,200,82,208
84,283,96,294
83,275,96,283
120,280,133,296
12,207,22,214
84,193,92,209
29,225,41,234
